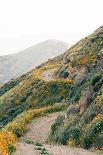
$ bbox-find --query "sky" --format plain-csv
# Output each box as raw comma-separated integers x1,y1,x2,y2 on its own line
0,0,103,55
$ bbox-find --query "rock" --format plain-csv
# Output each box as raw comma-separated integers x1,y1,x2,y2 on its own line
79,86,93,113
66,104,80,117
74,67,88,86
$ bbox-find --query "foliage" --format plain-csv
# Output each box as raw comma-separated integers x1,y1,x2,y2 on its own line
59,69,69,78
0,26,103,152
82,114,103,149
4,104,67,136
51,115,65,134
69,127,80,141
0,130,16,155
12,128,24,137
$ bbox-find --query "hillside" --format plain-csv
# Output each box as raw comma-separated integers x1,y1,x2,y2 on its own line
0,26,103,154
0,40,68,84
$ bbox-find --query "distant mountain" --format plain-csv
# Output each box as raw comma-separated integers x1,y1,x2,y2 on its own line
0,39,68,84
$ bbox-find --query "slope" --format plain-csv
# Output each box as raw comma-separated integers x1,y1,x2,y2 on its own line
0,26,103,154
0,39,68,84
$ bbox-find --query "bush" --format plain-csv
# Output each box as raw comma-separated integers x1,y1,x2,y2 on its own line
59,126,70,144
82,120,103,149
8,144,16,155
93,77,103,92
59,127,80,145
51,115,65,134
49,83,58,95
82,135,93,149
69,127,80,141
93,133,103,149
90,121,103,136
12,128,24,137
0,79,21,97
0,102,31,127
59,69,69,79
91,74,102,86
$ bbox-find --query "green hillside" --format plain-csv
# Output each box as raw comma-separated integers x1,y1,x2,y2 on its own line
0,26,103,154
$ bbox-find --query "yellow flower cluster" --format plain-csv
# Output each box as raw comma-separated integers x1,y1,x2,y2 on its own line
33,64,73,84
67,138,75,146
4,107,48,132
0,130,16,155
4,104,65,134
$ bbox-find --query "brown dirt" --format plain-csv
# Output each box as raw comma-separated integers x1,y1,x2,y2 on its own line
41,68,57,81
23,112,61,143
14,112,98,155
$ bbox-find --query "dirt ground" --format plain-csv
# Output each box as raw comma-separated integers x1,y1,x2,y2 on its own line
14,112,98,155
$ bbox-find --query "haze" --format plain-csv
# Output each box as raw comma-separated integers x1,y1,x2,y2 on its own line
0,0,103,55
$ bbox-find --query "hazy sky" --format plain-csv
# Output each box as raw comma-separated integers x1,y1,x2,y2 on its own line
0,0,103,55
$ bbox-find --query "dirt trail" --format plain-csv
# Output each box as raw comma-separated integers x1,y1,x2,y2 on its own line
14,142,39,155
14,112,97,155
41,68,57,81
22,112,61,143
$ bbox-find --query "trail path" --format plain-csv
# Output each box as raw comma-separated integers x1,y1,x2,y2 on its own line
41,68,57,81
14,112,97,155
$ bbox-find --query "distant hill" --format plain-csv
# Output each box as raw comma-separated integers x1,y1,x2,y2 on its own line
0,40,68,84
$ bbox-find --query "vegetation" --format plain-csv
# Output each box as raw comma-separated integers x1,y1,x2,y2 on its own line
49,26,103,150
0,131,16,155
0,26,103,153
25,139,50,155
4,104,67,136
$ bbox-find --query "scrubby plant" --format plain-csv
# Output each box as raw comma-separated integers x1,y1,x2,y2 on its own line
82,135,93,149
93,133,103,149
82,115,103,149
59,126,70,144
59,69,69,79
69,127,80,141
91,73,102,86
51,115,65,134
12,128,24,137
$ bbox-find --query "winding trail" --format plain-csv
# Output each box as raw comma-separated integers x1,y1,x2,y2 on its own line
14,112,97,155
41,68,57,81
14,68,98,155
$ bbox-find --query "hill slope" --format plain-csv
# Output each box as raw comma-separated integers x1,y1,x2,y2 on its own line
0,26,103,154
0,40,68,84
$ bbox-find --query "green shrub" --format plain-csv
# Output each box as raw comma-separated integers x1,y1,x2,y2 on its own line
93,77,103,92
93,133,103,148
91,74,102,86
0,102,31,127
51,115,65,134
59,69,69,79
82,120,103,149
8,144,16,155
12,128,24,137
49,83,58,95
69,127,80,140
59,126,70,144
82,135,93,149
90,121,103,136
0,79,21,97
